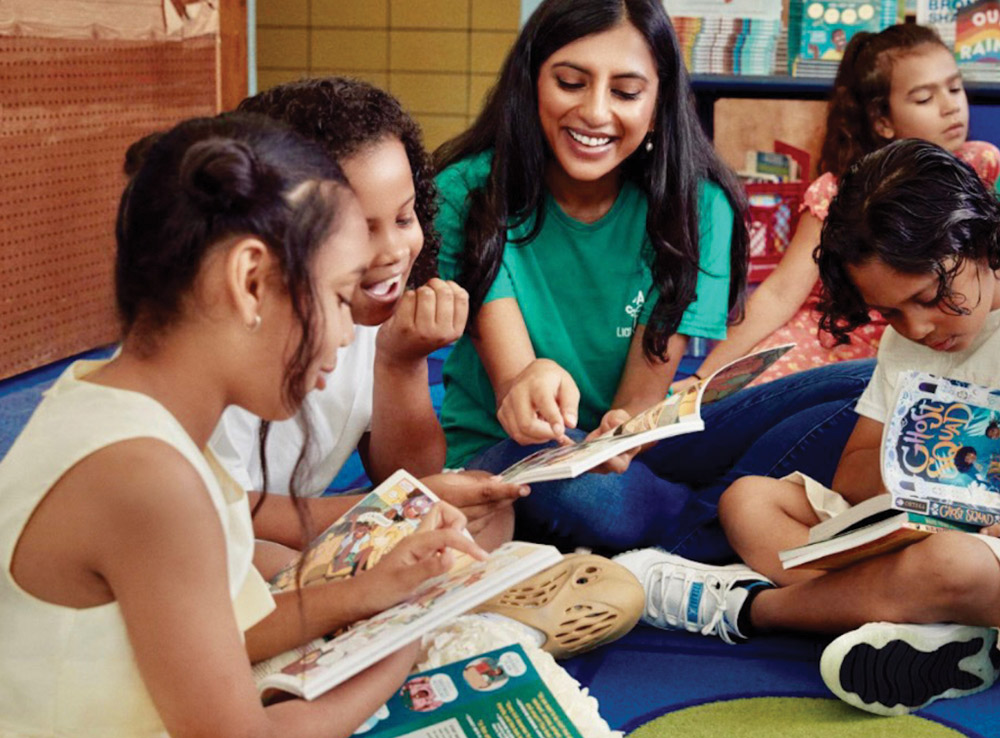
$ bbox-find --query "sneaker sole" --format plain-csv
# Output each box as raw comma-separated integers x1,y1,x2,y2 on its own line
477,554,644,659
821,623,1000,716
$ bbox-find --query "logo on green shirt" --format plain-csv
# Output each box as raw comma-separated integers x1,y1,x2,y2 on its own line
618,290,645,338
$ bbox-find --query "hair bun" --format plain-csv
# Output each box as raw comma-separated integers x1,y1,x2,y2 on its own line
180,137,263,213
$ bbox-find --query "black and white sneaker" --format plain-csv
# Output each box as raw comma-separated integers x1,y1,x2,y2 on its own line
821,622,1000,716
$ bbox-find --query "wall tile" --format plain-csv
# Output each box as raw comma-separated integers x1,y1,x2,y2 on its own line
468,72,496,116
257,28,309,69
311,0,388,28
471,0,519,30
311,30,388,71
470,31,515,73
415,114,469,151
391,72,467,115
257,0,308,27
390,30,467,72
390,0,469,29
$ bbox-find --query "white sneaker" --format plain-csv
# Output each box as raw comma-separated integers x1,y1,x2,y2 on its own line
821,622,1000,716
613,548,772,645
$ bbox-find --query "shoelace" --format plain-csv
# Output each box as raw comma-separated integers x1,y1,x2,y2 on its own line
645,564,739,645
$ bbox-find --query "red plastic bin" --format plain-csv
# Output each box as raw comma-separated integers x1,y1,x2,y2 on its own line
744,180,809,284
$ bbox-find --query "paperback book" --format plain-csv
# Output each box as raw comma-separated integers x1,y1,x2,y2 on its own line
351,644,583,738
780,370,1000,570
499,344,793,485
254,541,562,701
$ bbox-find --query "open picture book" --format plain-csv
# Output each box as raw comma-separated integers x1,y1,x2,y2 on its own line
253,469,562,701
780,370,1000,570
349,644,583,738
499,343,794,485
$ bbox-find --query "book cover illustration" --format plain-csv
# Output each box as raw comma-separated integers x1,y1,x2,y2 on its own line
883,371,1000,527
352,644,583,738
956,0,1000,64
257,541,561,700
270,469,438,592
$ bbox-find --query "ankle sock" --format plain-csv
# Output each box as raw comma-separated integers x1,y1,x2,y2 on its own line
735,580,773,639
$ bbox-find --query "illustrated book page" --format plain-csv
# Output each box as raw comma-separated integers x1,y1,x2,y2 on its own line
500,343,793,485
254,541,562,701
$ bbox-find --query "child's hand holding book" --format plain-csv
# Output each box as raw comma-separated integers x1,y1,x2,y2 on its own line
419,470,529,537
354,502,487,613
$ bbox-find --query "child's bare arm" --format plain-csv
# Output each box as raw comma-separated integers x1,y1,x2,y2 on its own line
676,213,823,390
831,416,885,504
364,279,468,482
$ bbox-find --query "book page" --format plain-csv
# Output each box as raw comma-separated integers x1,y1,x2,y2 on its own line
270,470,439,592
353,644,583,738
883,371,1000,527
257,542,562,701
694,343,794,410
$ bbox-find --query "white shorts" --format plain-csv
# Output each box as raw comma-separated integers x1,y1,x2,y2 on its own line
785,471,1000,564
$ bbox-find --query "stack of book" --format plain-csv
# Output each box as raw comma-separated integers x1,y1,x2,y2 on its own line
919,0,1000,82
788,0,900,77
666,0,784,76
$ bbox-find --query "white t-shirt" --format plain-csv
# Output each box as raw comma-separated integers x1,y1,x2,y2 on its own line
856,309,1000,425
209,325,378,496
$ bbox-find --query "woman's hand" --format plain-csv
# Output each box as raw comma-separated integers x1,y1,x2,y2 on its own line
376,279,469,365
668,375,700,398
420,471,528,537
496,359,579,446
357,503,486,612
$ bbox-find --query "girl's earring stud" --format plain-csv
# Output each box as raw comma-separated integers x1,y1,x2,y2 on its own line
249,314,262,332
645,138,654,152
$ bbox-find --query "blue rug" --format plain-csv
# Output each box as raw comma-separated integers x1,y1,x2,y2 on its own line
2,347,997,736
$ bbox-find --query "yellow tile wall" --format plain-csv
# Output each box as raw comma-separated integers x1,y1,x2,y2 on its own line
255,0,520,150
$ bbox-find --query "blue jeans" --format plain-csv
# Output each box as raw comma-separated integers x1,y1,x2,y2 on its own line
467,359,875,562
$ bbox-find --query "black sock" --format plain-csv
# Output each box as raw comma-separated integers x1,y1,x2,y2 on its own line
736,581,773,639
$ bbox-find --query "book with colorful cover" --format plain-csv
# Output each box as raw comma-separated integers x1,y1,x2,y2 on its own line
350,644,583,738
498,344,794,485
254,541,562,701
883,370,1000,525
779,370,1000,570
269,469,439,592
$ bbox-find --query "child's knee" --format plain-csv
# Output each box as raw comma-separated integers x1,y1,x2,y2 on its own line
903,532,999,602
719,475,778,526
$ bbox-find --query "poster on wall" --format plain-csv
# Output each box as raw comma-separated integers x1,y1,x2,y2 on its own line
0,0,218,40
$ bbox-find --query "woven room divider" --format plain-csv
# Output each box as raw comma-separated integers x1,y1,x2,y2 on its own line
0,32,218,379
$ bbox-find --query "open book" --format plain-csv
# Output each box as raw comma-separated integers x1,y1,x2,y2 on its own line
780,370,1000,570
269,469,438,592
350,644,583,738
255,540,560,700
500,344,793,485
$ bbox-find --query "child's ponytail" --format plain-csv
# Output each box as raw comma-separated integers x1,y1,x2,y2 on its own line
820,24,948,177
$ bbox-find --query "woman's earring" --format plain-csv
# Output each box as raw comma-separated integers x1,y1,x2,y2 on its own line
645,137,654,153
248,314,261,333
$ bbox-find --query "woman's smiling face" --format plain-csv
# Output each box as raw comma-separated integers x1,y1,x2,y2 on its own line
535,20,658,187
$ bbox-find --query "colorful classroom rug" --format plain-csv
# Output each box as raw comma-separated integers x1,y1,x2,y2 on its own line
560,625,999,738
2,346,998,737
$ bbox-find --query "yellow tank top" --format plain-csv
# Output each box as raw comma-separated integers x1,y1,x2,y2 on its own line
0,360,275,737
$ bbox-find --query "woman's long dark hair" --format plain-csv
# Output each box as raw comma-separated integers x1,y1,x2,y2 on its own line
817,139,1000,343
434,0,748,361
820,24,948,177
238,77,439,286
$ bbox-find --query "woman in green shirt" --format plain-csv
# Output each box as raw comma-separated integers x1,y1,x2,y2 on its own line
435,0,874,561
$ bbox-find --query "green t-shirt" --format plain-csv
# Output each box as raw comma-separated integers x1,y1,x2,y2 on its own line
436,151,735,466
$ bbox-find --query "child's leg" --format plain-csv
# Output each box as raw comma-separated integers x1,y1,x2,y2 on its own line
718,475,824,585
751,531,1000,633
467,431,704,554
254,539,300,579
